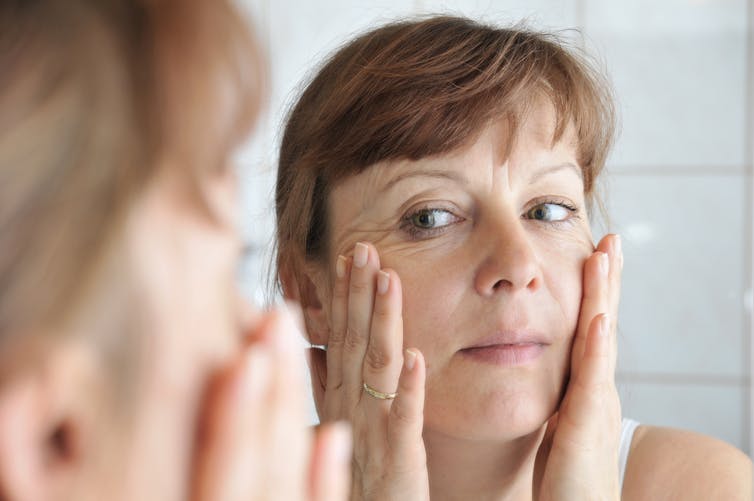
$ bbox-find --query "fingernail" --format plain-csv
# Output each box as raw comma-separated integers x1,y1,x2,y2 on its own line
599,313,610,337
336,255,347,279
404,348,418,371
330,421,353,465
240,344,271,401
613,234,622,257
353,242,368,268
377,270,390,295
615,235,624,271
598,252,609,276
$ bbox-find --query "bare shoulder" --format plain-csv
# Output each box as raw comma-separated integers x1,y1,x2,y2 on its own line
622,424,753,500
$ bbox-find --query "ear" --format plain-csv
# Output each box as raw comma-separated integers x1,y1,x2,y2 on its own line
279,260,331,347
0,342,99,500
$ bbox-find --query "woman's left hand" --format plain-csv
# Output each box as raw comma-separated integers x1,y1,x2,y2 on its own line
535,233,623,501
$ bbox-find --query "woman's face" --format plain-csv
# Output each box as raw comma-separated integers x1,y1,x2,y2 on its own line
323,103,593,441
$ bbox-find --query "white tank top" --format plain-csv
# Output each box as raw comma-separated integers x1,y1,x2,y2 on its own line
619,418,641,490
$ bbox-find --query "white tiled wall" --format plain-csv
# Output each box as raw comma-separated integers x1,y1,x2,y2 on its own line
235,0,753,454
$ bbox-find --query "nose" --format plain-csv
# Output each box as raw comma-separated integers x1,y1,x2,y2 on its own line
473,216,541,297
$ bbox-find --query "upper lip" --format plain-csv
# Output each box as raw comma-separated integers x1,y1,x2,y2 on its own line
462,330,549,350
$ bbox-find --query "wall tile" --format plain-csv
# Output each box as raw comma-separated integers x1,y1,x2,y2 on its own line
617,379,748,453
415,0,578,29
599,173,747,377
583,0,748,169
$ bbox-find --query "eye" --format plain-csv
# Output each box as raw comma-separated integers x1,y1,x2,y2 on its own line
525,202,576,222
401,207,463,240
410,208,457,229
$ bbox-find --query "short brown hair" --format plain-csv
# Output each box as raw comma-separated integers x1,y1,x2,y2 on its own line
0,0,261,358
275,16,615,284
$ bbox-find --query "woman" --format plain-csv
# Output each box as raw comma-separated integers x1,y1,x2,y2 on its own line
0,1,349,500
276,16,752,500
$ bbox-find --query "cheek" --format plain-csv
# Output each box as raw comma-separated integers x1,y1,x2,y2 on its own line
391,258,468,357
539,240,591,336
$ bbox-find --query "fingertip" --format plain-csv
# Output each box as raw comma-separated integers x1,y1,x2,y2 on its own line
585,313,610,359
596,251,609,277
377,270,390,295
336,254,348,279
404,348,418,371
399,348,425,387
353,242,369,268
599,313,610,338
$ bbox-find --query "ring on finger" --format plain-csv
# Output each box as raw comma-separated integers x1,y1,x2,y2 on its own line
363,381,397,400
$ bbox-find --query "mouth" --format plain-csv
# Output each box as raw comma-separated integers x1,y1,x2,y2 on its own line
459,332,548,366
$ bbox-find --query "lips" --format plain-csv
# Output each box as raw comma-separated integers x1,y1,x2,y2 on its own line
460,331,549,366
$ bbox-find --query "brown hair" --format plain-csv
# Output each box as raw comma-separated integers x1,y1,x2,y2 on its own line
0,0,261,361
275,16,615,284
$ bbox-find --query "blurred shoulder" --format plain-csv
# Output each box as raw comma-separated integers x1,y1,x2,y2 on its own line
622,424,752,500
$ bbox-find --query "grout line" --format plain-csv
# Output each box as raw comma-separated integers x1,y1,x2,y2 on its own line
616,372,750,386
747,0,754,458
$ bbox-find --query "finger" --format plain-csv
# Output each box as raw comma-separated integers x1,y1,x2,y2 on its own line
567,313,611,428
191,342,270,501
596,234,622,316
342,242,381,410
578,314,611,388
326,256,351,410
572,251,609,375
309,422,352,501
596,234,622,371
263,306,311,499
362,269,404,433
387,348,426,472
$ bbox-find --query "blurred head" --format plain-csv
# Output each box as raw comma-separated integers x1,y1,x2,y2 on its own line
0,0,261,499
276,17,615,442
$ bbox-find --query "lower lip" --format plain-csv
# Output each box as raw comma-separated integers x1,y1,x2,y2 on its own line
460,343,545,366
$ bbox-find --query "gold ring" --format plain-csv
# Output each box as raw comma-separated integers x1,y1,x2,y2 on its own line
363,382,397,400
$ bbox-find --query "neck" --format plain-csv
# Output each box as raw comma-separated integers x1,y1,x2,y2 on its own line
424,425,546,501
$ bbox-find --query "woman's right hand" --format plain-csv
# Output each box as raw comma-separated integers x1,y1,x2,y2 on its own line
190,307,352,501
308,242,430,501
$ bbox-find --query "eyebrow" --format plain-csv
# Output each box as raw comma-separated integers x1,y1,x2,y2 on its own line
379,169,469,193
528,162,583,185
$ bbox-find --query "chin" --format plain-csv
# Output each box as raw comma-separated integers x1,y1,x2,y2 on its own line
424,372,562,442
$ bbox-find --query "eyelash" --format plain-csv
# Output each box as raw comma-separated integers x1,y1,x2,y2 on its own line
523,197,580,225
399,198,581,240
399,205,463,240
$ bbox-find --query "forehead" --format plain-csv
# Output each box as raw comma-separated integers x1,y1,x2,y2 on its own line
334,102,581,198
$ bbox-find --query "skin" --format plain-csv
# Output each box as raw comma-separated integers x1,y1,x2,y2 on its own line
297,102,753,500
0,162,352,500
298,104,623,499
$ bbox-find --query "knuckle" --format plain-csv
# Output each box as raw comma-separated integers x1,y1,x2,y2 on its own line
332,285,348,302
343,327,366,352
372,302,392,321
349,280,370,295
390,401,416,427
365,342,392,371
328,327,346,346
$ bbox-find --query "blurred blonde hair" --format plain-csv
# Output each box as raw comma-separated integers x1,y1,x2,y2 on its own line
0,0,262,373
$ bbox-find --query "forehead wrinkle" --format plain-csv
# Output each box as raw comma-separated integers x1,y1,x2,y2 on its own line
379,168,469,194
528,162,583,185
